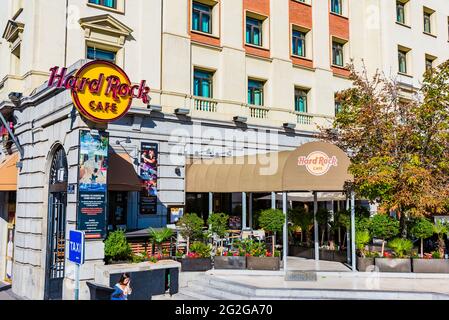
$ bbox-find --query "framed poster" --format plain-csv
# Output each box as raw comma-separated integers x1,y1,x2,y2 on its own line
139,143,158,215
77,130,109,239
168,206,184,224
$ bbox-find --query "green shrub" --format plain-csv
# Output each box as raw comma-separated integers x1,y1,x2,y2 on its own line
258,209,285,233
410,218,434,256
177,213,205,241
207,213,229,238
355,230,371,258
369,214,400,256
388,238,413,258
189,241,212,258
104,230,132,262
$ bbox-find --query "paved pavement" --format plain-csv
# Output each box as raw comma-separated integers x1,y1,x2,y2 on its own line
0,282,20,300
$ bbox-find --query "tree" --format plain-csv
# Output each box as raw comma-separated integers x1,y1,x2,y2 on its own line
433,221,447,257
369,214,400,256
258,209,285,253
410,218,434,257
288,207,313,244
207,213,229,238
177,213,205,254
320,61,449,236
316,208,331,246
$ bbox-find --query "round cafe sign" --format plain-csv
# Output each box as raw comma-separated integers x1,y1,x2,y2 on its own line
297,151,338,176
47,60,150,123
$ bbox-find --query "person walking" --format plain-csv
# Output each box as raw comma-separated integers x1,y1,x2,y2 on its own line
111,273,132,300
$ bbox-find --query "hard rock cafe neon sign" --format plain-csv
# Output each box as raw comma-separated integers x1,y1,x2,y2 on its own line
298,151,338,176
47,60,150,123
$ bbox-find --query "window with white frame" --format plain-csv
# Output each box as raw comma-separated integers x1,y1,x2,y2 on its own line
423,7,436,35
294,88,309,113
398,46,411,75
332,39,347,67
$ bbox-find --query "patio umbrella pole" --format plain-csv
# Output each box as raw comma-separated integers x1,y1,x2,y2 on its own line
283,192,288,274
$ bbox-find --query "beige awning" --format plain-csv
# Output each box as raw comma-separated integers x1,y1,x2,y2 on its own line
0,152,18,191
186,141,353,193
108,152,142,192
256,192,347,202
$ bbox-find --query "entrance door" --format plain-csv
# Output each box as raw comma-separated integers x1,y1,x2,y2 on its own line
44,147,68,300
108,191,128,230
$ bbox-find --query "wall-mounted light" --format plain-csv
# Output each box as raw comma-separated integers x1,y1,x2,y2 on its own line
175,108,190,116
233,116,248,123
283,123,296,130
147,104,163,112
116,137,131,145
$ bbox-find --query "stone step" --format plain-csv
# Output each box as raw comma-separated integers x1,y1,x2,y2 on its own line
177,287,220,300
191,275,449,300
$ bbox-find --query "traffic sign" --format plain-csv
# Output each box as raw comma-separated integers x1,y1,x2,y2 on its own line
68,230,85,265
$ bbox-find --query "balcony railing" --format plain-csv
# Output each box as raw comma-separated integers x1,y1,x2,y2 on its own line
296,113,313,125
249,106,269,119
194,97,217,112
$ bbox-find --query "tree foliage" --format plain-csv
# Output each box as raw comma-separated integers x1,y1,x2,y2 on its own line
320,61,449,218
258,209,285,233
177,213,205,241
410,218,434,240
104,230,132,262
207,213,230,238
370,214,400,240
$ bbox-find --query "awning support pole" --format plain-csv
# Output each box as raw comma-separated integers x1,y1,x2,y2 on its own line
351,191,357,272
314,191,319,261
242,192,247,230
346,196,350,264
271,192,276,209
249,193,253,230
283,192,288,275
208,192,213,215
0,111,24,159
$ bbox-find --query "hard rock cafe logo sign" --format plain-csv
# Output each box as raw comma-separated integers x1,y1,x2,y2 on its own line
297,151,338,176
47,60,150,123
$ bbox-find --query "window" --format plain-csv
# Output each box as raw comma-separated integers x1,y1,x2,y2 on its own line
88,0,116,9
246,17,263,46
192,2,212,34
332,41,344,67
398,49,407,74
292,30,306,57
424,12,432,33
294,89,308,113
87,47,116,62
193,69,213,98
248,79,264,106
396,1,405,24
335,101,342,115
331,0,342,15
425,55,436,71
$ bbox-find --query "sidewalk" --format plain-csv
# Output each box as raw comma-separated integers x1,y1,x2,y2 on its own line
0,282,20,300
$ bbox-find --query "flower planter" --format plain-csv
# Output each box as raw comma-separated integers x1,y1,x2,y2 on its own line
412,259,449,273
374,258,412,273
319,250,347,263
180,258,212,272
246,256,280,271
214,256,247,270
357,257,375,272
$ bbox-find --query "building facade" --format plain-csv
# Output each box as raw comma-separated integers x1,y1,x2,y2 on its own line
0,0,448,300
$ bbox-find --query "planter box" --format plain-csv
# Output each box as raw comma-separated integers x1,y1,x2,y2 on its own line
357,257,375,272
214,256,246,270
412,259,449,273
288,246,315,259
319,250,347,263
180,258,212,272
246,256,280,271
375,258,411,273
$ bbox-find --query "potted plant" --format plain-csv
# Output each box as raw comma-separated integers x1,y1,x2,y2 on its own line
148,227,173,257
241,239,281,271
433,221,447,258
375,238,413,272
258,209,285,255
355,230,374,271
104,230,133,264
288,207,314,258
410,218,434,258
214,249,247,270
180,241,213,272
208,212,229,252
176,213,205,255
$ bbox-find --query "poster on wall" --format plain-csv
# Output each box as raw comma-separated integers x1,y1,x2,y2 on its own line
77,130,109,239
4,225,14,283
139,143,158,215
168,207,184,224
